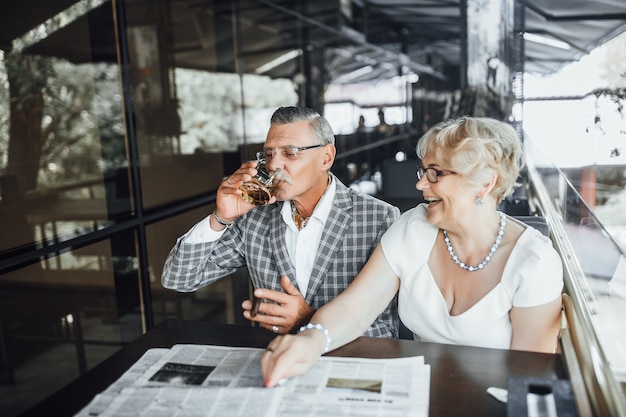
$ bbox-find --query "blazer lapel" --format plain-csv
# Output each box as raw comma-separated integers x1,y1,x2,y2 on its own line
268,204,295,290
304,179,352,304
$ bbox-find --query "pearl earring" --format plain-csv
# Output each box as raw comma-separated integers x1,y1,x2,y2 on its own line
475,196,483,206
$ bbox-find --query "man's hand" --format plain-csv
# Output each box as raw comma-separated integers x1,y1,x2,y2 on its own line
242,276,316,334
211,160,277,231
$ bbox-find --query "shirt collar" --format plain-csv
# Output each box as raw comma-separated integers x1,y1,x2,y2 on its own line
281,174,336,229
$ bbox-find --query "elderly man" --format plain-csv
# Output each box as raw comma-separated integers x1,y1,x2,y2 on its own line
162,106,400,338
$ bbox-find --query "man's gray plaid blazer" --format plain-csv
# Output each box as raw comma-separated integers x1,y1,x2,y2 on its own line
161,176,400,338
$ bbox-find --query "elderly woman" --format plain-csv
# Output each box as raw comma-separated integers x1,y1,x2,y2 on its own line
261,117,563,387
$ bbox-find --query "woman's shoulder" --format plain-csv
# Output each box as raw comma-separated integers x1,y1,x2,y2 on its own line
383,204,436,242
387,203,429,230
504,227,562,277
380,204,436,276
400,203,430,222
503,227,563,304
515,226,558,258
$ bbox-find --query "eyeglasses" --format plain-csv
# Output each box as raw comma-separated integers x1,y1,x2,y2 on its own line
258,144,325,161
416,166,456,183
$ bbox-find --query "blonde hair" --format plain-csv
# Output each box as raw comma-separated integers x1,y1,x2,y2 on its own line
415,116,524,203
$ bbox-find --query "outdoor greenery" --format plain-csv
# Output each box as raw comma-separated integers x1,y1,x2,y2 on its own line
0,54,296,190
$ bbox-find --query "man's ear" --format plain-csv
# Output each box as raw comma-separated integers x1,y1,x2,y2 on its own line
321,144,336,171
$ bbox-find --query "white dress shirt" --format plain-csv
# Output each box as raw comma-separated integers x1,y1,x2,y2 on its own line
281,177,336,297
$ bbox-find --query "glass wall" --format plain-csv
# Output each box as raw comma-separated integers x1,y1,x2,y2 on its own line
522,39,626,408
0,233,142,414
0,1,410,415
524,134,626,410
0,3,139,413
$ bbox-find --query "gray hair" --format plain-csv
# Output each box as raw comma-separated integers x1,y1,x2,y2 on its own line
416,116,524,204
270,106,335,146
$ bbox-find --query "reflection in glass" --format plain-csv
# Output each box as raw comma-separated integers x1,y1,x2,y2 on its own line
123,0,300,209
0,49,129,253
0,1,441,415
526,136,626,385
0,238,142,415
146,207,251,326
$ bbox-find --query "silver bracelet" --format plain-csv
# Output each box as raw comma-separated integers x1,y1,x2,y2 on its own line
298,323,331,353
213,210,234,227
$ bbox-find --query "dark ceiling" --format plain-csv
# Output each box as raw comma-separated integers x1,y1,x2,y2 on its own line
3,0,626,86
362,0,626,77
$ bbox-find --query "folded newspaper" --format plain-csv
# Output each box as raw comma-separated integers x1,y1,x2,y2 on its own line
75,344,430,417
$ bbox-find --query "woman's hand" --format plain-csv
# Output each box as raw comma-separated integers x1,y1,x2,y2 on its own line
260,330,326,387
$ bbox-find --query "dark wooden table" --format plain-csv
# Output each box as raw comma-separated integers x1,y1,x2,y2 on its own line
19,320,568,416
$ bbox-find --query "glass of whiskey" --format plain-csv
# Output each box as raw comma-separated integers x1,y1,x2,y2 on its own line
239,157,284,205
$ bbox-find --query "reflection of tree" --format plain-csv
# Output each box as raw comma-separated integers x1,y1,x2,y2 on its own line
2,50,125,191
1,1,125,193
41,61,125,184
175,70,297,153
4,51,52,191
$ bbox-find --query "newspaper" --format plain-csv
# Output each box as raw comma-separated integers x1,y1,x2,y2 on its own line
74,348,169,417
75,344,430,417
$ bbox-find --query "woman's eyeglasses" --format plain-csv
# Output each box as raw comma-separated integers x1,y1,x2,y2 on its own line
416,167,456,183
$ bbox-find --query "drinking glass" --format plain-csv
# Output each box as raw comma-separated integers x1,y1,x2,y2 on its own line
239,158,285,205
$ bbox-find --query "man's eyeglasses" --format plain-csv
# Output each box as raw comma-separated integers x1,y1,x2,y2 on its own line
258,144,325,161
416,166,456,183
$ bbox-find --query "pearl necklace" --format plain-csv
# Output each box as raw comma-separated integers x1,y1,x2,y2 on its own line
443,211,506,272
